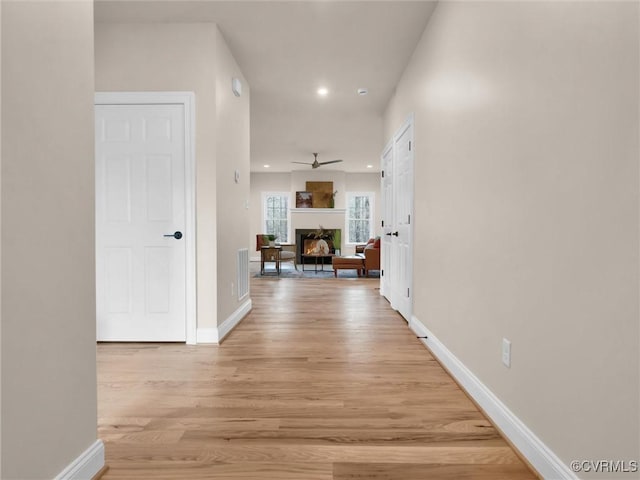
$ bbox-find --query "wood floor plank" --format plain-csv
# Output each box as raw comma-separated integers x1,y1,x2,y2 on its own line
333,463,536,480
103,462,333,480
98,272,537,479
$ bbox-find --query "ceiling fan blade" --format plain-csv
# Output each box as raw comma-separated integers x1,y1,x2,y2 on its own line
291,161,314,165
318,159,343,165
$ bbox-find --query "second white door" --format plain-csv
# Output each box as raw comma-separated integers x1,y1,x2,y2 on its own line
381,116,414,321
392,120,413,320
95,103,187,341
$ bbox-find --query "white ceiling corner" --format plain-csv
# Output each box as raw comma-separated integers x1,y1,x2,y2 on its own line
95,0,437,172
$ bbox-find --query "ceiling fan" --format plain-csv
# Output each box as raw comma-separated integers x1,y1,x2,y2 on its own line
292,152,343,169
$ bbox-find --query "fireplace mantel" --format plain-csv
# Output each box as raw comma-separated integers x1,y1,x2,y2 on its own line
291,208,346,214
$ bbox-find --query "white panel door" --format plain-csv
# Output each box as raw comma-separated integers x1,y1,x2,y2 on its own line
380,143,394,298
392,121,414,321
96,104,186,341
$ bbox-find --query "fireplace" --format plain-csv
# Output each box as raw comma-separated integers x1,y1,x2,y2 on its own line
295,229,340,264
304,238,332,256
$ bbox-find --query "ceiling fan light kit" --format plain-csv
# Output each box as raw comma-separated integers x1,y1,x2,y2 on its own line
292,152,344,169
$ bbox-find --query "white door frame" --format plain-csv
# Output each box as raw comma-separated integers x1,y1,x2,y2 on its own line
95,91,197,345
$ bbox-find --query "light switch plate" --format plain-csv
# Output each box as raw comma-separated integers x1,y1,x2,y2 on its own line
502,338,511,368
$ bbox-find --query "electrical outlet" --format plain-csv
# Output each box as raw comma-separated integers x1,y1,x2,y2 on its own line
502,338,511,368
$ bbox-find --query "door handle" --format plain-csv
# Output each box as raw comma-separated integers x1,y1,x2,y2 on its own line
385,232,393,236
164,231,183,240
392,231,399,237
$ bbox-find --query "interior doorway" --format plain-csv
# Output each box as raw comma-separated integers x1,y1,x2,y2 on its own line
94,92,197,343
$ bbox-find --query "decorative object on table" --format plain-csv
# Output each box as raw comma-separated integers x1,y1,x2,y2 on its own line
329,190,337,208
267,234,277,247
296,191,313,208
305,181,334,208
333,228,341,251
311,238,329,255
292,152,343,169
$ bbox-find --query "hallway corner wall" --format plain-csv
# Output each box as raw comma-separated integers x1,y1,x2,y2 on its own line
214,27,251,328
385,1,639,475
1,1,99,477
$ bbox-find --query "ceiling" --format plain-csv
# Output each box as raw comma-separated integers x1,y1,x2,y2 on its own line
95,1,437,172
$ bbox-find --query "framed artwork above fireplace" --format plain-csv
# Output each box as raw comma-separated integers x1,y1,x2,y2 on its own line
295,191,313,208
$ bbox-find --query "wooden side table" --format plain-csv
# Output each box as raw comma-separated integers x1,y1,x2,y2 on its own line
260,245,282,275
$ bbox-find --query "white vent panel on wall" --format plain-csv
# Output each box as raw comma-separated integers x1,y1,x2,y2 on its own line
237,248,249,300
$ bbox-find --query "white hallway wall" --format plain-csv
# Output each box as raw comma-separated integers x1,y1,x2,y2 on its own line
385,1,639,476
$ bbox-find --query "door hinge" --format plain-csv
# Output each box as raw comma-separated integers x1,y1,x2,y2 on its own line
409,141,412,151
408,214,411,224
407,287,410,297
381,269,384,277
381,220,384,227
381,170,385,178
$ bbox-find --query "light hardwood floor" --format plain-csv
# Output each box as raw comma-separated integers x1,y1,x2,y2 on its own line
97,274,537,479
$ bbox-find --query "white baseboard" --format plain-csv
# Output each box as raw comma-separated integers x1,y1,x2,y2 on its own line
196,327,218,344
218,298,252,342
197,299,252,344
54,439,104,480
409,316,577,480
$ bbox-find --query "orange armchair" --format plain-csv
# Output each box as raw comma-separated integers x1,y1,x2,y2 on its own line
363,245,380,276
356,237,380,277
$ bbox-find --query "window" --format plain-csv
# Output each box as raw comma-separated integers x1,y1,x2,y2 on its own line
346,192,374,244
262,192,290,243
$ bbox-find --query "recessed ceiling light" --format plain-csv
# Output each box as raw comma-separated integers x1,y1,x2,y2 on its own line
358,88,368,96
366,164,373,168
317,87,329,96
263,164,270,168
